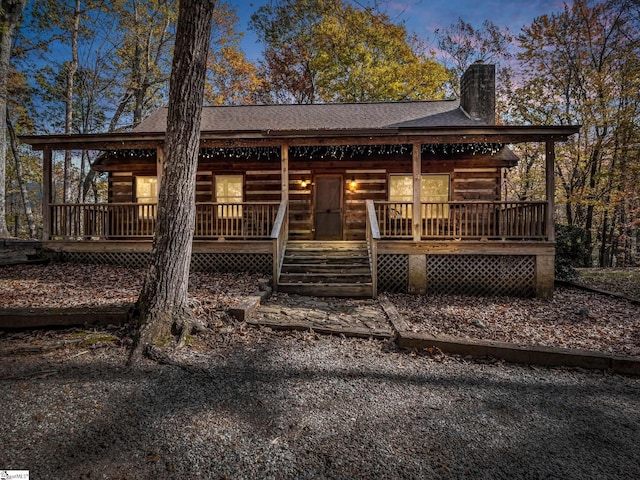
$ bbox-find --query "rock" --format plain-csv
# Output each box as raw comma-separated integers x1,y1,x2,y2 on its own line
578,307,595,318
472,319,486,329
257,278,271,291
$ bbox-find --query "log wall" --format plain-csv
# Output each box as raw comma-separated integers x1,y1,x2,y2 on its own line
102,150,513,240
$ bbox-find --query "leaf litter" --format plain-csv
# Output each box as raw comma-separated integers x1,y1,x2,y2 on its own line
0,263,638,357
388,287,640,357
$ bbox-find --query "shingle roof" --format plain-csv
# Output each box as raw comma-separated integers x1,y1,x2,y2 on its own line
132,100,482,133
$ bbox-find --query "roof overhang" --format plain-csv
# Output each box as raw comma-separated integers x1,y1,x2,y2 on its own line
20,125,580,151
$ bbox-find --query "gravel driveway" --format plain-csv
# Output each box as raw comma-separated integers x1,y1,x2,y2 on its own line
2,328,639,479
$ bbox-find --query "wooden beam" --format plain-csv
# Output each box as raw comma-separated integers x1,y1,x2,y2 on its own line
20,125,580,151
545,140,556,242
21,133,579,152
42,239,273,254
412,143,421,241
377,241,555,256
42,148,52,240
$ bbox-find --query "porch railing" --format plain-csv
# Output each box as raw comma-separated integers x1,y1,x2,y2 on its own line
374,201,548,240
49,202,280,240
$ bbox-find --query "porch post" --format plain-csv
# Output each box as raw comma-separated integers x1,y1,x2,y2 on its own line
156,146,164,192
545,140,555,242
281,144,289,201
412,143,421,241
537,140,557,299
408,143,427,294
42,147,53,240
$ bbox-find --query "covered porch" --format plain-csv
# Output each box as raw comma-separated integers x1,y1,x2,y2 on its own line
22,125,578,299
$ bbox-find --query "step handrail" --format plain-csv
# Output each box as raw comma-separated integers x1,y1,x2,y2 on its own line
365,200,380,298
270,198,289,292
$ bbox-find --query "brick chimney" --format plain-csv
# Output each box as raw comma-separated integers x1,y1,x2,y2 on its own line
460,62,495,125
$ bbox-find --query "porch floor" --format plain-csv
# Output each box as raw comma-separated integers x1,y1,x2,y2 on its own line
249,293,394,339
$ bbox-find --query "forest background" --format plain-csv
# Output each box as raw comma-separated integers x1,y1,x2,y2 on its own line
2,0,639,268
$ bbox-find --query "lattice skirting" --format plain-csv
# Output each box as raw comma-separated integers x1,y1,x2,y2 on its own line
58,251,272,274
426,254,536,297
378,254,408,293
377,254,536,297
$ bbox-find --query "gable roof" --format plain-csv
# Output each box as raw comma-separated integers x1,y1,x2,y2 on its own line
132,100,482,134
20,99,580,151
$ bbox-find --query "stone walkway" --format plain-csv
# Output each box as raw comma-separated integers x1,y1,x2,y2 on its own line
248,293,395,339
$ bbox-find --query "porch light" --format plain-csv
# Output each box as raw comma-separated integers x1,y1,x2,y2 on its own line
300,179,309,188
349,177,357,191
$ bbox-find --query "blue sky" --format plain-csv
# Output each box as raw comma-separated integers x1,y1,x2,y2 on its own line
232,0,569,61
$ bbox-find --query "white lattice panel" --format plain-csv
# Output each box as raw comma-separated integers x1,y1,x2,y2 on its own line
378,254,408,293
60,252,272,274
61,251,151,269
426,254,535,296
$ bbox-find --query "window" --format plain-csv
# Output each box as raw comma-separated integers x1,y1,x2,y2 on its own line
421,174,450,218
388,175,414,218
388,174,450,218
135,176,158,218
215,175,243,218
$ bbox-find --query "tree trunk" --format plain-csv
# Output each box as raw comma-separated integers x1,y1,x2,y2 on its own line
0,0,26,238
63,0,81,202
598,210,609,268
6,109,37,239
130,0,216,363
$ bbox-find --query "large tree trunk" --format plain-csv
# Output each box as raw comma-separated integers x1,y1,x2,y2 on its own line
0,0,26,238
130,0,216,363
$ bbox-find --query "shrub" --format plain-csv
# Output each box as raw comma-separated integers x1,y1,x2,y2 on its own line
555,223,588,280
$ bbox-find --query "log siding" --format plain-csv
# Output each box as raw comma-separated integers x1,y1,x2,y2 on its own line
101,149,511,241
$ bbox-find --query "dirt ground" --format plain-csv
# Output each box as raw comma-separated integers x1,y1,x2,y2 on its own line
1,263,639,479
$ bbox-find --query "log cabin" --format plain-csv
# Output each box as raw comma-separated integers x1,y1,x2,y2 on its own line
21,63,579,298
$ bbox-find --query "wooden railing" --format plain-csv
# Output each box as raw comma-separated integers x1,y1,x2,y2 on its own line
271,199,289,292
49,202,280,240
374,202,414,239
375,201,548,240
365,200,380,298
194,202,280,238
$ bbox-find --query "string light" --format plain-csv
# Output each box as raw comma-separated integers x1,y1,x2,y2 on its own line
107,143,504,160
107,149,156,158
421,143,504,155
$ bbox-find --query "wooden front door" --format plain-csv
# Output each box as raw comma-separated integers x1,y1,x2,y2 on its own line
314,175,343,240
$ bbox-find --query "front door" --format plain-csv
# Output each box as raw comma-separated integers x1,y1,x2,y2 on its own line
314,175,343,240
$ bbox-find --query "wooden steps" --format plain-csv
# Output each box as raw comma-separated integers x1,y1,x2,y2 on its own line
277,241,373,298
